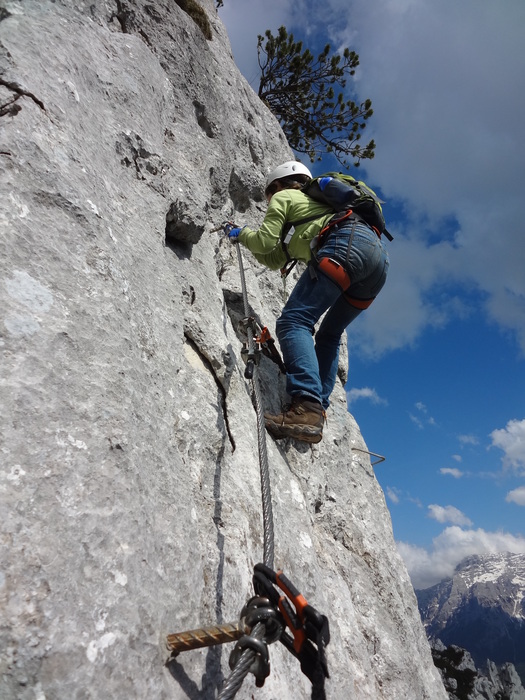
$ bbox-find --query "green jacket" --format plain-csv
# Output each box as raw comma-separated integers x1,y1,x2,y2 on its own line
237,189,333,270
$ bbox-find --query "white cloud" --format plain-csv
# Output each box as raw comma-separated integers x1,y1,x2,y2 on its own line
222,0,525,357
346,386,387,405
407,496,424,509
354,0,525,355
458,434,479,446
386,487,400,505
347,235,468,357
409,413,424,430
440,467,463,479
452,455,462,463
506,487,525,507
397,526,525,589
490,418,525,473
408,401,436,430
428,505,472,527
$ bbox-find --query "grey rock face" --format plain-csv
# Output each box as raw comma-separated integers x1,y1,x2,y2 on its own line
1,1,447,698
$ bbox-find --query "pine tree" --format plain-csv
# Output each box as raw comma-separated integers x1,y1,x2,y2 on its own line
257,26,375,167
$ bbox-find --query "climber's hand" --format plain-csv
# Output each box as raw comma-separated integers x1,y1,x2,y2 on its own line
223,222,243,241
227,227,242,240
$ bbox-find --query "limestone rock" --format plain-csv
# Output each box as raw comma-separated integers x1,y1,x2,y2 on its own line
431,641,525,700
0,1,447,698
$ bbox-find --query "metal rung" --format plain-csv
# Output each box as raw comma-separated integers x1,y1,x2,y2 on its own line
351,447,386,466
167,621,247,655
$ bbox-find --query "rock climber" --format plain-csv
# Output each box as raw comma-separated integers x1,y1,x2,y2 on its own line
224,161,389,444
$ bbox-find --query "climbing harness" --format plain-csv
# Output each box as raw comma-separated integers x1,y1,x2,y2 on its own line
281,209,386,312
165,226,330,699
279,208,359,280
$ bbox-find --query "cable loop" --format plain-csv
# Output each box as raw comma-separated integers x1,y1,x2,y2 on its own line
241,596,284,644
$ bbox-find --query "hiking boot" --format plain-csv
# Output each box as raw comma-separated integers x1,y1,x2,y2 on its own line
264,398,326,444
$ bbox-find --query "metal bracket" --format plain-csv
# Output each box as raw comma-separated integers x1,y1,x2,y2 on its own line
351,447,386,466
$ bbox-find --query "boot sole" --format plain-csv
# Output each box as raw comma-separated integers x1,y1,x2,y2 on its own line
265,420,323,444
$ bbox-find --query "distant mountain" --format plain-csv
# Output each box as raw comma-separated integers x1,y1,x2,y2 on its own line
416,552,525,685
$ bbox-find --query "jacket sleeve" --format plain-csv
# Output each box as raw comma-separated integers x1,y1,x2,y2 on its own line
236,193,292,270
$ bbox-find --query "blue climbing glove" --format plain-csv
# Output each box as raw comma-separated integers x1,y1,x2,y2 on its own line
318,176,333,191
223,222,243,241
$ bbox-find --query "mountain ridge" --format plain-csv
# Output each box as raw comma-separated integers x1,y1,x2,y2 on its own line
417,552,525,689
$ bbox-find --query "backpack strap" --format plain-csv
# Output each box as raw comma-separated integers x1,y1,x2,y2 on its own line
279,213,328,278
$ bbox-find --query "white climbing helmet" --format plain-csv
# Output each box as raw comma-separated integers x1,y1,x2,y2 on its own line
265,161,312,190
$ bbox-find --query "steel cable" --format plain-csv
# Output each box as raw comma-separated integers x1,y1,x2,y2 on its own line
234,241,275,570
252,367,275,568
216,243,276,700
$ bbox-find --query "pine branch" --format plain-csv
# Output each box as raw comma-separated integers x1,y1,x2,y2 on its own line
257,26,374,167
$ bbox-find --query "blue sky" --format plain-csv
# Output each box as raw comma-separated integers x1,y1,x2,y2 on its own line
219,0,525,589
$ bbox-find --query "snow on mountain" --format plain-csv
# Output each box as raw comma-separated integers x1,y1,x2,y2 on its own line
417,552,525,687
451,553,525,622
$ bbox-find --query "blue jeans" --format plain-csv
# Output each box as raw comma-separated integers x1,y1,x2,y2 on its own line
276,221,389,409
